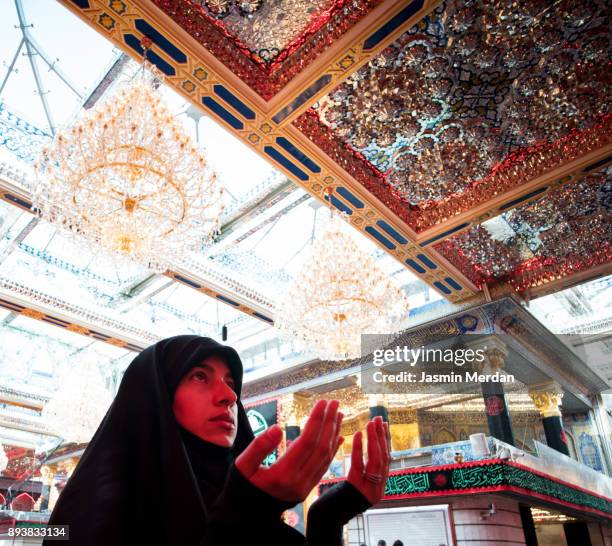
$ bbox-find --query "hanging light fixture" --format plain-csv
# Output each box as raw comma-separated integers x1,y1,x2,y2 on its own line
274,190,410,361
42,360,113,444
33,44,224,272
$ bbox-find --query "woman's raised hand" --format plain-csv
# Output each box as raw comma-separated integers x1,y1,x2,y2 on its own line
235,399,344,502
347,416,390,505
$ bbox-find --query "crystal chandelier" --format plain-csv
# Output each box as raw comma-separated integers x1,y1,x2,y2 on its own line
275,200,410,360
42,360,113,444
34,61,224,272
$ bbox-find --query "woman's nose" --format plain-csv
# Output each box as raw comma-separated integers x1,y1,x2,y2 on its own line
215,381,237,406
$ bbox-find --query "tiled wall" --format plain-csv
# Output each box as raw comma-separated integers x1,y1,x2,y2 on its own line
563,412,608,474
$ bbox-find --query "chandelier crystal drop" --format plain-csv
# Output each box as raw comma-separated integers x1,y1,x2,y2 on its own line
33,64,224,272
42,360,113,444
275,208,410,361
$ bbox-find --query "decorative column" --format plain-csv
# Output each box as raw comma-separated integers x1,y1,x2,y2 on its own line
63,458,78,478
528,382,570,456
279,394,308,533
472,338,515,445
591,395,612,476
280,394,303,449
38,465,54,511
47,463,61,512
368,393,388,422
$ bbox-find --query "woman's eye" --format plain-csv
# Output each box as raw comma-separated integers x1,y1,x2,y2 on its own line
192,371,207,382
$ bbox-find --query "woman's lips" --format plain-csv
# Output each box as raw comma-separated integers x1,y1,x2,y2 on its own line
210,417,235,430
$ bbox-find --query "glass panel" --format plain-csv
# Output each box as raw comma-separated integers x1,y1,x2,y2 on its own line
0,0,120,134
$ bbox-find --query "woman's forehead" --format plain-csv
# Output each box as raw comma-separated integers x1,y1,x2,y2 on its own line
196,354,230,373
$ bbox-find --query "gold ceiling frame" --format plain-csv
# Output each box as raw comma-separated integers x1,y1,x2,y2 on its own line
0,392,44,412
168,265,276,323
0,287,150,352
416,144,612,247
525,261,612,301
0,178,32,213
56,0,478,302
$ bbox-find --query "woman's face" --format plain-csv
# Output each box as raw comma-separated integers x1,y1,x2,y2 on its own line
173,356,238,447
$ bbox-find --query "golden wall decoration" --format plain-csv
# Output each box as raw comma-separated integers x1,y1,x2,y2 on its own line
390,422,421,451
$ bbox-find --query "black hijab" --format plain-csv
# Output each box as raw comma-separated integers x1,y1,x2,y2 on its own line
44,335,254,546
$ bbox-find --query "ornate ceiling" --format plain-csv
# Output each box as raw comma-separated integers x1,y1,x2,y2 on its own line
436,167,611,291
151,0,386,99
309,0,610,209
11,0,611,309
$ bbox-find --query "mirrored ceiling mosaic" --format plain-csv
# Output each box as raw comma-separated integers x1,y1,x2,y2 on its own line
1,0,609,390
434,167,611,290
297,0,611,229
152,0,384,98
